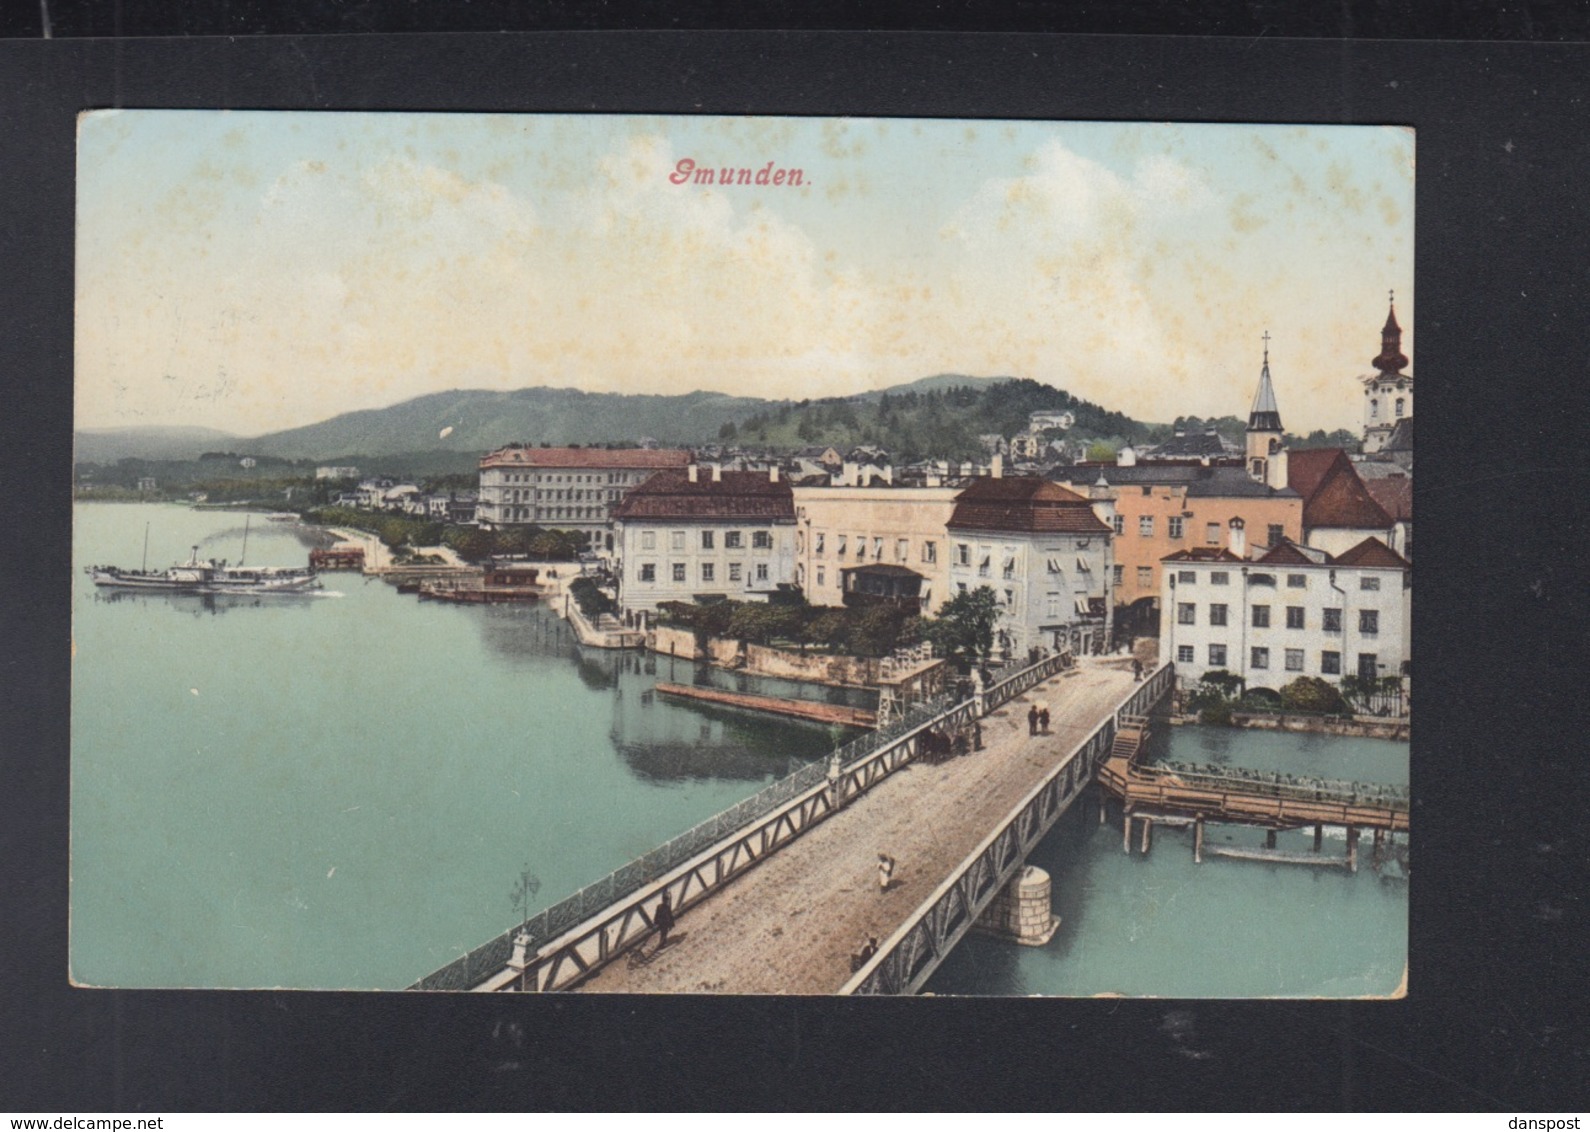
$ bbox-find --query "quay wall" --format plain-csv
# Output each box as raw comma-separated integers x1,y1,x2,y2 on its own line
647,625,882,687
1171,711,1408,742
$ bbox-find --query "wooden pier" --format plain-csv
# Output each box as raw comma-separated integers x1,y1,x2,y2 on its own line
653,682,876,728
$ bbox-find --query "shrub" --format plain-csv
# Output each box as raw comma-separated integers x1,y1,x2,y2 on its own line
1279,676,1349,715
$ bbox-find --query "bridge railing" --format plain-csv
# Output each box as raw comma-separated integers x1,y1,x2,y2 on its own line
844,662,1174,996
411,686,967,991
1140,760,1409,811
983,651,1074,712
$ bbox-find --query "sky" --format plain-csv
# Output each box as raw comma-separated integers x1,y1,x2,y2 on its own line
76,112,1413,438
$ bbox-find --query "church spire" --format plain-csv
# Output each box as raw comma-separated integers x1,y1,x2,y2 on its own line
1372,290,1409,374
1248,330,1283,433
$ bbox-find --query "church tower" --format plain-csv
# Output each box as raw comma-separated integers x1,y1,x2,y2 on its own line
1362,292,1412,454
1246,331,1287,489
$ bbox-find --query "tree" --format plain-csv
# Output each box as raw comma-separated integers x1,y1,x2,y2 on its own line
923,587,999,669
718,421,738,441
1086,441,1117,462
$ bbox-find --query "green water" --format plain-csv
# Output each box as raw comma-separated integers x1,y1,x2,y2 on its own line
71,503,849,989
924,726,1409,997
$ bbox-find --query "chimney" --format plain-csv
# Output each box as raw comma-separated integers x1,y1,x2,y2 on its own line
769,465,779,483
1228,517,1247,558
688,464,698,483
711,463,722,482
991,453,1004,479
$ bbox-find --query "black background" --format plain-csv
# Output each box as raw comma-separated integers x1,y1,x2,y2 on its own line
2,6,1587,1113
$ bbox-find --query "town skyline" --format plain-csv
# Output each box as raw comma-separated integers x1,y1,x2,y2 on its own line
76,113,1413,437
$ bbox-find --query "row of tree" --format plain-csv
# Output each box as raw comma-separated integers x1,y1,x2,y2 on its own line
653,586,1003,667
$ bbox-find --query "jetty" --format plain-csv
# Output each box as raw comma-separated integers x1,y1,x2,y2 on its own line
653,682,876,728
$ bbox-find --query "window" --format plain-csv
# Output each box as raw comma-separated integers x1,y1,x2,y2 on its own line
978,555,991,578
672,563,687,582
1003,557,1017,580
1141,485,1153,496
1206,522,1221,544
1251,647,1270,670
639,563,656,583
1287,573,1307,589
1321,650,1341,675
897,539,909,562
1285,648,1305,672
1370,398,1379,419
1395,397,1405,419
1003,588,1015,608
701,563,715,583
1252,605,1271,628
815,533,824,556
756,563,769,582
1322,607,1343,633
957,582,967,594
1208,644,1227,667
1138,515,1154,537
855,536,865,559
701,530,715,550
669,531,685,551
1045,593,1061,618
725,531,743,550
1177,570,1195,584
873,538,884,560
1358,653,1379,681
641,530,656,550
922,541,937,564
1177,603,1196,625
816,567,824,588
1209,603,1228,627
1360,576,1381,591
1359,609,1379,635
729,563,742,582
1211,571,1229,586
1176,645,1195,664
837,535,847,557
1286,606,1305,629
1137,566,1153,588
955,543,969,566
1268,524,1285,547
1112,565,1124,585
1112,514,1125,536
1168,516,1184,539
753,531,772,550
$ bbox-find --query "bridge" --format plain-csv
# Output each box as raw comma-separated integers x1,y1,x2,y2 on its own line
1096,729,1409,870
413,652,1174,995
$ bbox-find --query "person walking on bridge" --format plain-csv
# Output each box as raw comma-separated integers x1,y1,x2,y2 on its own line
1027,703,1039,736
654,889,676,951
877,853,896,893
1132,657,1144,682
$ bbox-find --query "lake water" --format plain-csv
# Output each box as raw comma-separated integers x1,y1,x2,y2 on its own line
71,503,851,989
72,502,1407,995
923,726,1409,997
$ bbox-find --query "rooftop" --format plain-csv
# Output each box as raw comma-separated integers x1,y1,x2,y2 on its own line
948,476,1112,535
481,446,693,470
610,469,796,522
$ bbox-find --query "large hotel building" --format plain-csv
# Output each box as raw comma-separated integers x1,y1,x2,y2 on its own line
476,445,693,551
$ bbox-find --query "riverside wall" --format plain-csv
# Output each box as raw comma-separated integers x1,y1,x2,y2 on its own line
1171,710,1409,742
647,625,883,687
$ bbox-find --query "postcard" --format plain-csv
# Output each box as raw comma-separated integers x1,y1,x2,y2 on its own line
72,111,1411,995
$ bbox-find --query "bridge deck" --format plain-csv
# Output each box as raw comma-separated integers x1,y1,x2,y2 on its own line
575,660,1138,994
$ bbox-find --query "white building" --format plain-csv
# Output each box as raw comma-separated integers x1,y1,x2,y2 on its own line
315,466,360,481
1160,529,1411,691
477,445,693,551
944,475,1114,659
611,465,798,614
1361,294,1413,455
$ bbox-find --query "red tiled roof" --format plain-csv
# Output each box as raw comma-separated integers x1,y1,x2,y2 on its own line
1332,537,1411,570
1364,476,1413,521
1254,541,1320,566
1303,463,1394,530
1161,547,1247,563
1286,448,1350,502
480,446,692,469
947,476,1111,535
610,469,795,522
